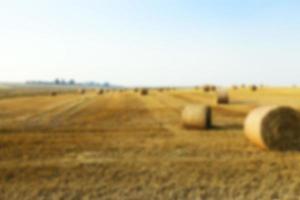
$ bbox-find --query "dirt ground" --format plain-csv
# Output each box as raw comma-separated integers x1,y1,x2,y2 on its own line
1,87,300,200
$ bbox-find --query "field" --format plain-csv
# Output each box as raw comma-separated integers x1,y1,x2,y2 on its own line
1,86,300,199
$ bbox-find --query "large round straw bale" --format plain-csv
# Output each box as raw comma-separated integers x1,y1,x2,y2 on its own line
216,89,229,104
244,106,300,150
181,105,212,129
141,88,148,96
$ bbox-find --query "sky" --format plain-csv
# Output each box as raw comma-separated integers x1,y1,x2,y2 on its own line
0,0,300,86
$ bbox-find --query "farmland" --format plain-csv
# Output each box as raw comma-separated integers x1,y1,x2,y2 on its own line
1,87,300,199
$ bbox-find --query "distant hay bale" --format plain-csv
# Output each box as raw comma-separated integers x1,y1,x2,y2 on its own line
216,89,229,104
79,89,86,94
181,105,212,129
98,89,104,95
251,85,257,91
51,91,57,96
244,106,300,150
203,85,211,92
210,85,216,91
232,85,238,90
140,88,149,96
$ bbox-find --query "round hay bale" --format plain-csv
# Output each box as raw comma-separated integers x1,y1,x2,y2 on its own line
79,89,86,94
51,91,57,96
232,85,238,90
244,106,300,150
203,85,211,92
216,89,229,104
140,88,148,96
181,105,212,129
211,85,216,91
251,85,257,91
98,89,104,95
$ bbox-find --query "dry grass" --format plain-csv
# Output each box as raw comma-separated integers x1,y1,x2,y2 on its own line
1,87,300,199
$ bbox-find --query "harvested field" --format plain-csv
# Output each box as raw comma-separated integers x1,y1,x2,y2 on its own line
1,87,300,199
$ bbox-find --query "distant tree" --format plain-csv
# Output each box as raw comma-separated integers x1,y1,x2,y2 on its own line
103,82,110,87
54,78,60,85
60,79,66,85
69,79,76,85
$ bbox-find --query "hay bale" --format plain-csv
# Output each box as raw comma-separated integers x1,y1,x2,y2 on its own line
98,89,104,95
211,85,217,91
140,88,148,96
216,89,229,104
158,88,164,92
232,85,238,90
181,105,212,129
251,85,257,91
51,91,57,96
244,106,300,150
203,85,211,92
79,89,86,94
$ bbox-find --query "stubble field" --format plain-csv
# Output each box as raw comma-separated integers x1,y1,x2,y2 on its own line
1,86,300,200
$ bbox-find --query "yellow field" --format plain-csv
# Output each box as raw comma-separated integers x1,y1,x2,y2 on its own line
1,87,300,199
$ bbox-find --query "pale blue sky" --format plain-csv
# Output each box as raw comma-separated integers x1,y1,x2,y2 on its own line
0,0,300,86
